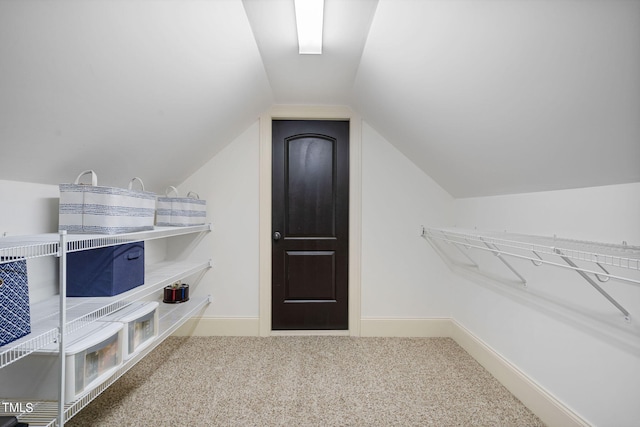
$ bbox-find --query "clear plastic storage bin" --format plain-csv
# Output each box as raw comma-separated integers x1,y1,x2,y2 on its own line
102,301,159,359
0,322,123,403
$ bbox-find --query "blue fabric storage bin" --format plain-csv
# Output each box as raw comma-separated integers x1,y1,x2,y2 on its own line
0,259,31,347
67,242,145,297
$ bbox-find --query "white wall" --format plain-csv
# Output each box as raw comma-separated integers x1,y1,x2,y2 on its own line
452,183,640,427
175,120,457,321
454,183,640,244
361,122,454,318
0,180,60,303
176,121,260,318
0,180,59,236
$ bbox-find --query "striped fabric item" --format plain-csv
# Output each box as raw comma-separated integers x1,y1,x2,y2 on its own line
156,187,206,227
59,171,156,234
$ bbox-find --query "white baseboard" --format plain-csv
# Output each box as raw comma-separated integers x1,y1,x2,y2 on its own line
177,317,453,338
360,317,452,337
171,316,588,427
450,320,590,427
270,330,351,336
172,316,260,336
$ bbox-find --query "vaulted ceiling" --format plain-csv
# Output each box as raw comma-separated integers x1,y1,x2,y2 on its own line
1,0,638,198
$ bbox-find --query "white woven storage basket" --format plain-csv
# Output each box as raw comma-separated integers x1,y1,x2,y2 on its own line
156,186,207,227
59,170,156,234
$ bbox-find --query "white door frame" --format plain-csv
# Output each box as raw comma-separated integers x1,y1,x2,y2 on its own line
258,105,362,336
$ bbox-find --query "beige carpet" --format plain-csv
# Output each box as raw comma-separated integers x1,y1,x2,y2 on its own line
66,336,545,426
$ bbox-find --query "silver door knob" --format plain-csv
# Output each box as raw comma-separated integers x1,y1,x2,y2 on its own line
273,231,282,241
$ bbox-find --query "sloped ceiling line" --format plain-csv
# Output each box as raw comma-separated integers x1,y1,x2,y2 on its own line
0,0,638,198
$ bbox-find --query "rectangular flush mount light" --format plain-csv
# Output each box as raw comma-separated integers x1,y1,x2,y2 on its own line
294,0,324,54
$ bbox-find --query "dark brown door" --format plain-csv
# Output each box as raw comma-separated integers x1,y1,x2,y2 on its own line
272,120,349,330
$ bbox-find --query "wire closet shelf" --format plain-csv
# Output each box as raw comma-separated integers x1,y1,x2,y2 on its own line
422,226,640,322
1,225,213,426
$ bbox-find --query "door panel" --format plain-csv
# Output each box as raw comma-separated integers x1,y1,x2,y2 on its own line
285,251,336,301
286,136,335,237
272,120,349,330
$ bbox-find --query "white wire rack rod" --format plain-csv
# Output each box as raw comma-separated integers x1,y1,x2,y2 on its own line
427,228,640,271
64,224,212,253
433,230,562,258
0,328,59,369
0,242,59,262
426,228,640,274
64,261,211,336
57,231,68,427
479,238,527,286
65,236,139,253
425,232,640,286
433,227,640,255
481,232,637,266
555,249,630,321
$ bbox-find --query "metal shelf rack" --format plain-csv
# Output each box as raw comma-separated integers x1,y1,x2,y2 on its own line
422,226,640,322
13,294,212,427
0,224,212,426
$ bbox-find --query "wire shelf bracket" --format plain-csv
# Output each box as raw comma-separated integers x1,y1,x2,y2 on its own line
480,237,527,286
446,233,479,268
423,227,640,322
555,248,630,322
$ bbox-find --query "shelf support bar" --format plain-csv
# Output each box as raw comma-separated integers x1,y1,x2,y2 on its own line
594,256,611,282
453,243,479,268
555,249,630,321
441,232,478,268
531,250,544,266
58,231,68,426
480,238,527,286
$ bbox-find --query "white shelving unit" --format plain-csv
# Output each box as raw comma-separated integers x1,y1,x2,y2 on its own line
1,238,61,370
422,226,640,321
0,225,212,426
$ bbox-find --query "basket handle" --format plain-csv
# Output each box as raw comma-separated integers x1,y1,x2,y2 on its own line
186,191,200,200
74,170,98,186
165,186,179,197
128,177,146,191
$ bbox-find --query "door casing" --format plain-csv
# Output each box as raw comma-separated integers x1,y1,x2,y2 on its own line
259,105,362,336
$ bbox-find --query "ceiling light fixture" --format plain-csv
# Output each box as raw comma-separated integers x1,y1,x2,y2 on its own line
294,0,324,54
